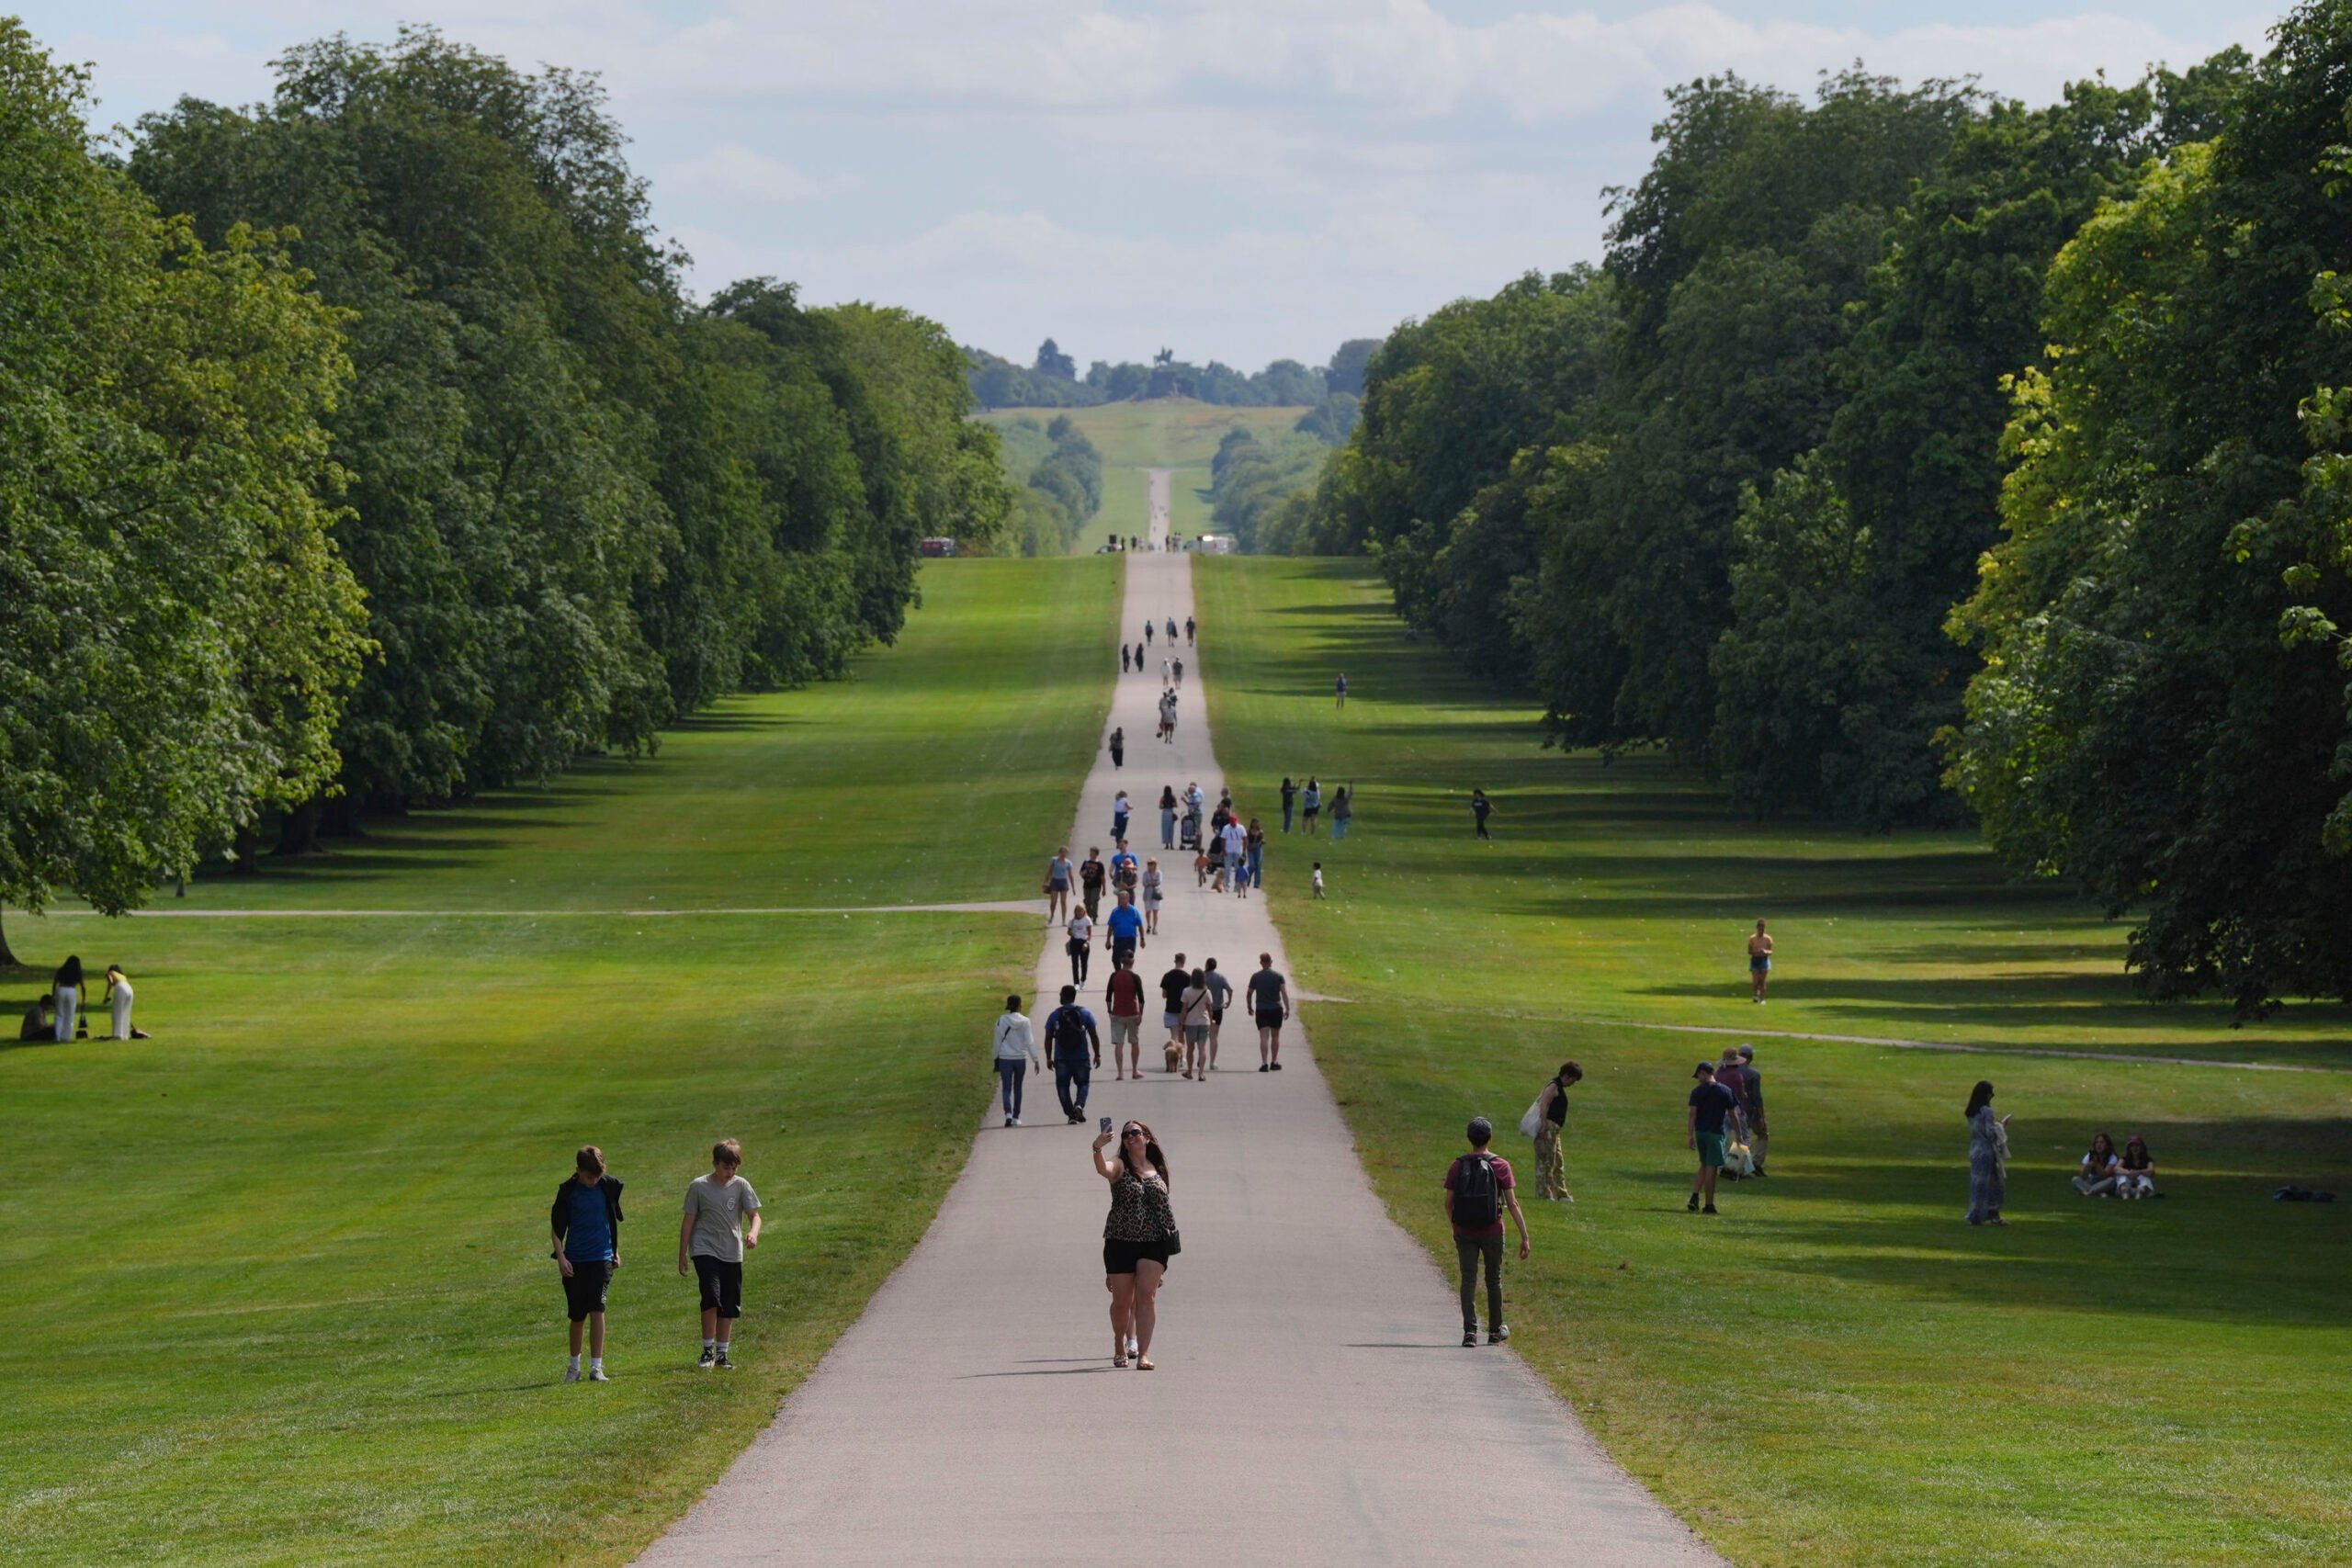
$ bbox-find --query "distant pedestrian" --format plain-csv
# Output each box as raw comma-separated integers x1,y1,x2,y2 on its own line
1105,889,1144,972
1281,775,1297,833
1141,859,1165,934
104,964,147,1039
1112,790,1132,844
1122,645,1132,674
1161,656,1171,686
1687,1061,1743,1214
1080,848,1107,919
1248,953,1290,1070
994,994,1041,1128
1134,640,1145,670
1166,616,1177,641
1045,984,1102,1123
1444,1117,1528,1347
1736,1045,1766,1175
1312,862,1325,898
51,954,85,1042
1178,968,1212,1080
1093,1119,1178,1371
1219,818,1246,896
1104,956,1147,1080
1185,615,1196,646
1109,728,1125,770
1243,818,1265,896
551,1144,624,1382
1110,842,1139,905
1203,958,1233,1070
1330,784,1353,840
678,1139,761,1371
1335,672,1348,708
1159,954,1191,1070
1748,919,1773,1003
1965,1080,2010,1225
1066,907,1094,985
1471,789,1493,840
1531,1061,1580,1201
1044,848,1074,925
1159,785,1178,848
1145,621,1153,646
1302,777,1322,835
1172,656,1184,688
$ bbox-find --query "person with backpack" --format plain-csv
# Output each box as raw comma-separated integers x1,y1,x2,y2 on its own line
1044,984,1102,1124
551,1145,625,1382
1443,1117,1528,1346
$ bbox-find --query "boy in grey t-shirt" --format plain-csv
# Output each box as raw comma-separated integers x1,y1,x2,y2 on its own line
677,1139,762,1369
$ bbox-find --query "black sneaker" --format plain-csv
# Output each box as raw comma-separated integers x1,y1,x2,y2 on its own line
1259,1064,1270,1072
696,1348,716,1371
714,1351,736,1370
1462,1329,1478,1347
1687,1193,1700,1213
1272,1063,1283,1071
1702,1203,1718,1215
1488,1325,1510,1345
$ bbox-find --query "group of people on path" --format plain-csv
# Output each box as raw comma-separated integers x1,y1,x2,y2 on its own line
546,1137,763,1382
20,955,145,1042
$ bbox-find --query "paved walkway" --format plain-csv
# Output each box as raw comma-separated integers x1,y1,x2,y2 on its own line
636,500,1717,1565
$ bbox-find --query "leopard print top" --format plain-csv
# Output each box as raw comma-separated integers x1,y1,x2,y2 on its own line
1103,1164,1175,1242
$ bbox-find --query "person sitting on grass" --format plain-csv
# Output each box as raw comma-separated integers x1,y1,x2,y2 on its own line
2118,1134,2156,1200
19,992,55,1042
2073,1133,2120,1198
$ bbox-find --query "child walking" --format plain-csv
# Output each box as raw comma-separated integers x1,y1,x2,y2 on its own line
550,1145,625,1382
679,1139,763,1370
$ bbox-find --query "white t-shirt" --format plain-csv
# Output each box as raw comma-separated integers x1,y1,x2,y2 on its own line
1221,822,1246,858
683,1173,762,1262
1068,912,1093,944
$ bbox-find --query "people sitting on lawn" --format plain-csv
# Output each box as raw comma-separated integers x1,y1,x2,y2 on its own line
2118,1134,2156,1200
18,992,55,1042
2073,1133,2120,1197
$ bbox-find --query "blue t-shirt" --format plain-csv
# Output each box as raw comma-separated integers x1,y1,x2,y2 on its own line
1111,852,1138,882
1689,1081,1738,1136
1044,1005,1097,1061
563,1182,616,1262
1105,905,1143,943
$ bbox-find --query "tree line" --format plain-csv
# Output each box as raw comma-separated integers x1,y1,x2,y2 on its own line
1006,416,1106,556
0,23,1011,956
1300,0,2352,1013
967,336,1376,423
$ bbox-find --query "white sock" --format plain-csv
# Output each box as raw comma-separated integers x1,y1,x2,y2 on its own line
568,1354,581,1370
703,1338,716,1352
590,1356,604,1371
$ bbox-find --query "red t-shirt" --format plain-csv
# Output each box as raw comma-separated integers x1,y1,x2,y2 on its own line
1105,968,1146,1018
1444,1154,1514,1239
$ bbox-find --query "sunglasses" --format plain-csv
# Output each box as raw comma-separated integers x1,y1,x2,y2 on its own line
1122,1128,1146,1139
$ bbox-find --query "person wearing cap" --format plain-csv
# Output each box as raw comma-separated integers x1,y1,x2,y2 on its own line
1735,1045,1766,1175
1716,1047,1755,1177
1443,1116,1529,1346
1687,1061,1743,1214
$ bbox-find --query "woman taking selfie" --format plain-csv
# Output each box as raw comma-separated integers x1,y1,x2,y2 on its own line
1092,1119,1179,1370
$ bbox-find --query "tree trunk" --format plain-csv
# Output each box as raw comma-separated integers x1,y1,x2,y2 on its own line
322,794,365,839
230,824,261,877
274,798,326,858
0,907,21,970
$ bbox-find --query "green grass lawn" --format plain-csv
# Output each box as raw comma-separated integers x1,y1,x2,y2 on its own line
978,399,1308,548
0,557,1120,1568
1195,556,2352,1566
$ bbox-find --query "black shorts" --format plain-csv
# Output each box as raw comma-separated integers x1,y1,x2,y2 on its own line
693,1255,744,1318
562,1258,614,1322
1102,1237,1171,1275
1255,1010,1283,1031
1209,1005,1225,1025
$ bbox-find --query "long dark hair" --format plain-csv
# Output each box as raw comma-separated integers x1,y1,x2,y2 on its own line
54,954,84,990
1122,1119,1170,1188
1964,1080,1995,1121
1159,785,1176,808
2087,1133,2115,1161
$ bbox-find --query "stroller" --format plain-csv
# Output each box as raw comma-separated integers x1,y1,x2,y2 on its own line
1179,807,1203,852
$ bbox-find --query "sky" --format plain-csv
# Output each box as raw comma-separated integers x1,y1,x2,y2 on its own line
17,1,2290,372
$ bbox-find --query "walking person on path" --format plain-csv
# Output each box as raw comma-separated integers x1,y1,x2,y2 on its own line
1104,891,1145,972
1134,640,1145,671
1140,859,1165,934
1112,790,1132,845
1159,785,1178,848
1178,968,1213,1080
1220,817,1247,898
1748,919,1773,1003
1335,671,1348,708
1532,1062,1581,1201
1965,1080,2010,1225
1104,956,1147,1081
1109,728,1125,770
1185,615,1195,646
1444,1118,1528,1347
1044,848,1074,925
993,995,1041,1128
551,1145,624,1382
1330,784,1354,840
1159,955,1191,1070
678,1139,761,1371
1203,958,1234,1070
1248,954,1289,1070
1281,776,1297,833
1687,1061,1744,1214
1161,656,1172,687
1166,616,1178,642
1145,620,1153,647
1301,777,1321,835
1471,789,1494,840
1736,1045,1767,1175
1242,818,1265,897
1080,849,1107,920
1110,843,1139,908
1172,656,1184,689
1066,907,1094,985
1044,985,1101,1124
1122,646,1131,674
1093,1119,1177,1370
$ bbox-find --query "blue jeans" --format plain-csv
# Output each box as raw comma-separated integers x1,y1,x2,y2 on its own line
1160,809,1175,848
1331,817,1350,840
1283,802,1294,832
1054,1053,1091,1119
997,1060,1026,1118
1247,847,1263,886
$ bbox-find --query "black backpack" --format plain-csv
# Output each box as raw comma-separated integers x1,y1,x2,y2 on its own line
1047,1007,1089,1058
1453,1153,1499,1229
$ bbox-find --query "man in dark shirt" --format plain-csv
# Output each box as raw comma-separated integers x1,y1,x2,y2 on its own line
1159,954,1192,1070
1042,984,1101,1123
1246,953,1290,1070
1687,1062,1743,1214
1736,1044,1767,1175
1079,850,1107,919
1104,956,1147,1079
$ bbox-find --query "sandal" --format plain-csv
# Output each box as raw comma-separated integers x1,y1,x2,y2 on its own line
1114,1352,1128,1369
1136,1356,1155,1371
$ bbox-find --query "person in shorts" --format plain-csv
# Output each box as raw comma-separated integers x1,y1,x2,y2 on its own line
1203,957,1234,1070
678,1139,762,1370
1688,1061,1744,1214
1092,1119,1177,1370
550,1144,625,1382
1747,919,1773,1003
1247,953,1289,1070
1044,848,1074,925
1159,954,1191,1066
1104,954,1147,1080
1178,967,1213,1080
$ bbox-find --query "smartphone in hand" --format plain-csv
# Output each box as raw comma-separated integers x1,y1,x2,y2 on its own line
1099,1116,1113,1134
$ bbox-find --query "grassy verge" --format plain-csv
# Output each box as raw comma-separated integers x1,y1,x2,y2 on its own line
978,400,1308,548
1195,556,2352,1566
0,557,1120,1567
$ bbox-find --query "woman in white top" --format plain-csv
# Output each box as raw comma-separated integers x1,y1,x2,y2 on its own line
993,995,1041,1127
1141,860,1165,934
1178,970,1213,1081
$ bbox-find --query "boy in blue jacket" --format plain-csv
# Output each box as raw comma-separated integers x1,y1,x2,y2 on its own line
551,1145,625,1382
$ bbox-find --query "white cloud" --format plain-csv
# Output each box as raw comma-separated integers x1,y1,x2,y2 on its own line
665,141,853,202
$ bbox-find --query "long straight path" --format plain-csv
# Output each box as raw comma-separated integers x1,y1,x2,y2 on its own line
636,487,1717,1565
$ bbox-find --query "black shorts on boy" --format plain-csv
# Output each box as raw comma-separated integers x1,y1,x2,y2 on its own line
563,1260,615,1322
693,1255,744,1318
